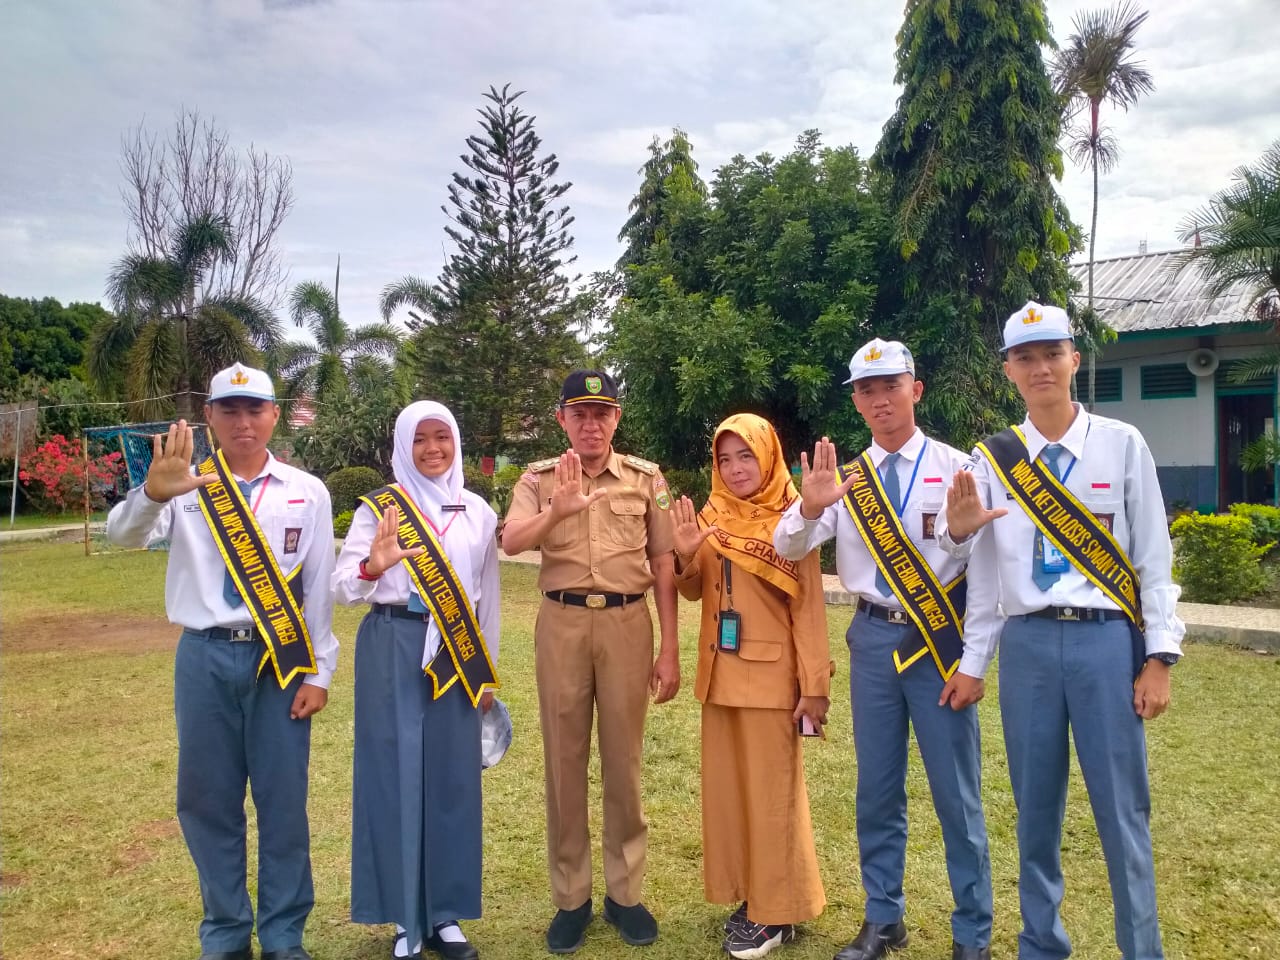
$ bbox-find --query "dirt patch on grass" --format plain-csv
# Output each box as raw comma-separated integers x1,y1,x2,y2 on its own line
3,614,177,655
1,869,28,889
112,818,182,874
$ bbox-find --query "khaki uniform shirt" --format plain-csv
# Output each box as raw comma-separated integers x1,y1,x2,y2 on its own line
507,450,675,593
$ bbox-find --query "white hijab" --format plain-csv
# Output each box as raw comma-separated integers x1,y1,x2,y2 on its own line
391,401,481,661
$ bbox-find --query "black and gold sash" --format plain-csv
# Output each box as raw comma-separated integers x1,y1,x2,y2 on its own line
976,427,1143,632
360,485,499,707
838,453,965,680
197,451,317,687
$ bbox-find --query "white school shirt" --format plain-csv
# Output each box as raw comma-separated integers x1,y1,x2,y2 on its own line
105,453,339,688
332,492,501,666
773,428,973,621
935,405,1185,678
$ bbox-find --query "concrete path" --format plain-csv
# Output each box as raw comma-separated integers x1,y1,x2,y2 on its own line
0,522,102,544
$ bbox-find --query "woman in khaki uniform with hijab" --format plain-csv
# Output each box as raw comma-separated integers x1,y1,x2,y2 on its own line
672,413,831,960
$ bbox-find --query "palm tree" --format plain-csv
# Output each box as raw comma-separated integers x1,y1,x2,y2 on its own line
1177,141,1280,327
90,213,282,421
1053,2,1154,408
278,260,402,406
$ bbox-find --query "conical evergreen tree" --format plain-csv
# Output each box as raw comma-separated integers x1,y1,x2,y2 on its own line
382,84,584,458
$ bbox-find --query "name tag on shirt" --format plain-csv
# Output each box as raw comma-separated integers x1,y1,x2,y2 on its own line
1043,541,1070,573
184,503,201,512
443,504,467,513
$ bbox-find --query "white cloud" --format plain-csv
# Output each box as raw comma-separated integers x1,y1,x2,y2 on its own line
1,0,1277,316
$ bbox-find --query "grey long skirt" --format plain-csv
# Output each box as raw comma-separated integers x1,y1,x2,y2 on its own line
351,607,482,948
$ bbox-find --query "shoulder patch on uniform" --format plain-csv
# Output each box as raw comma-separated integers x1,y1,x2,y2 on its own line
623,454,658,475
527,457,558,473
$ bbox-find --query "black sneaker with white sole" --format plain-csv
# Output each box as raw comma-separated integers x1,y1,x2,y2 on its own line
723,921,796,959
723,903,749,936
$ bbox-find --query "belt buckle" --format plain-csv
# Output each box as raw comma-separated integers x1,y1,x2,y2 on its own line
230,627,253,642
1058,607,1079,622
585,594,607,609
887,609,907,625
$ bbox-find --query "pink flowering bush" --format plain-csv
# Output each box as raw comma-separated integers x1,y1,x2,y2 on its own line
18,435,124,514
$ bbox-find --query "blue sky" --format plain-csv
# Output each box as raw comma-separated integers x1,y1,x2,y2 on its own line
2,0,1277,327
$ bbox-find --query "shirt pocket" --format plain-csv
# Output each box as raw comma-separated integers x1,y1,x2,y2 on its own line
737,638,782,662
545,514,576,549
608,497,648,547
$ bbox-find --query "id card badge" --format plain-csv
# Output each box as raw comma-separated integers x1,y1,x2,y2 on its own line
1042,539,1069,573
717,610,741,653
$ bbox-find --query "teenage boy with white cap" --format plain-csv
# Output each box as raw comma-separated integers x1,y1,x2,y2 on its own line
937,301,1183,960
107,362,338,960
773,339,993,960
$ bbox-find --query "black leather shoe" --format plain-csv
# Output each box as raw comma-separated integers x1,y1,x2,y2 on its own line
951,944,991,960
833,920,909,960
198,951,253,960
424,927,479,960
261,949,311,960
546,900,592,954
603,896,658,946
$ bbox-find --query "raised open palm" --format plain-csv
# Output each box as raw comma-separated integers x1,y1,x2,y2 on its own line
365,503,426,577
144,420,216,502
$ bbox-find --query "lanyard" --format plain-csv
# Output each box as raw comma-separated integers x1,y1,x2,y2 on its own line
424,511,459,539
1045,421,1090,483
882,439,926,513
722,556,735,610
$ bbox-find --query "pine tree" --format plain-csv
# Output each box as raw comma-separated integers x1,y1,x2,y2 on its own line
616,129,707,281
874,0,1080,446
382,84,585,458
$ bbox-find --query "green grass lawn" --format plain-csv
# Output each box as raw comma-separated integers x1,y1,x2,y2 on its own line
2,540,1279,960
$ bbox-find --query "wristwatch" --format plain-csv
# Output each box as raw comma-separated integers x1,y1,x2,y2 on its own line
1146,652,1180,667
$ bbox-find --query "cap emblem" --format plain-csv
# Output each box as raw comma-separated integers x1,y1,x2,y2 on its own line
585,375,602,394
864,346,882,361
230,369,249,385
1023,307,1043,325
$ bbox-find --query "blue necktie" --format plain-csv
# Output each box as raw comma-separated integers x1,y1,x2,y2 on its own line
1032,444,1066,591
874,452,902,597
223,478,263,608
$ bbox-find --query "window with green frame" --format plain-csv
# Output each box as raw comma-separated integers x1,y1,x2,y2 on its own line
1074,367,1122,402
1140,364,1196,400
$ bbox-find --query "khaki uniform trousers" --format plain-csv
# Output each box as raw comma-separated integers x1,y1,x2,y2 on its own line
535,596,653,909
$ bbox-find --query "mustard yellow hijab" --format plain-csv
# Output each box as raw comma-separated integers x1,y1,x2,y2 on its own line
698,413,802,597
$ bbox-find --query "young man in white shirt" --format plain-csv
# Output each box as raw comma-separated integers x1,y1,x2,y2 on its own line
938,302,1183,960
107,363,338,960
773,339,993,960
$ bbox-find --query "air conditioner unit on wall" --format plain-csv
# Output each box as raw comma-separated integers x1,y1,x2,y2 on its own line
1186,348,1219,377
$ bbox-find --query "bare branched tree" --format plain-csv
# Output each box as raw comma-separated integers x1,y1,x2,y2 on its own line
120,108,294,308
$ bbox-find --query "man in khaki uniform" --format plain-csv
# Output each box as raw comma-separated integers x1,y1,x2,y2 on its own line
502,369,679,955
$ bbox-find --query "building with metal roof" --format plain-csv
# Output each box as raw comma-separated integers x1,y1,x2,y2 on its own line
1068,249,1274,511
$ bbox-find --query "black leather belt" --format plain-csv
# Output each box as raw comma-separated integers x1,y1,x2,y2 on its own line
1027,606,1126,623
372,603,429,621
544,591,646,609
189,625,259,642
856,598,911,625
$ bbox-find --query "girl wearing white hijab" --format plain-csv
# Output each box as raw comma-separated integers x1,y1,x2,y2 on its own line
334,401,500,960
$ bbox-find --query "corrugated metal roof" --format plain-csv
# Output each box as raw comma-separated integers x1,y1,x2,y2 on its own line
1067,249,1260,333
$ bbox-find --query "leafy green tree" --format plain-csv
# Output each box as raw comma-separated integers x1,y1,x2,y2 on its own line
617,128,707,280
89,214,282,421
608,131,887,468
1053,2,1154,406
0,295,112,392
382,84,585,459
277,264,401,405
874,0,1080,446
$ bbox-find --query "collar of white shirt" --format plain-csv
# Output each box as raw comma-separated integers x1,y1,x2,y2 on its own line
229,451,288,486
1020,404,1088,463
869,427,926,470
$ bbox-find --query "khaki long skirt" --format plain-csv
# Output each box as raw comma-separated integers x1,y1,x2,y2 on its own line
700,702,826,926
